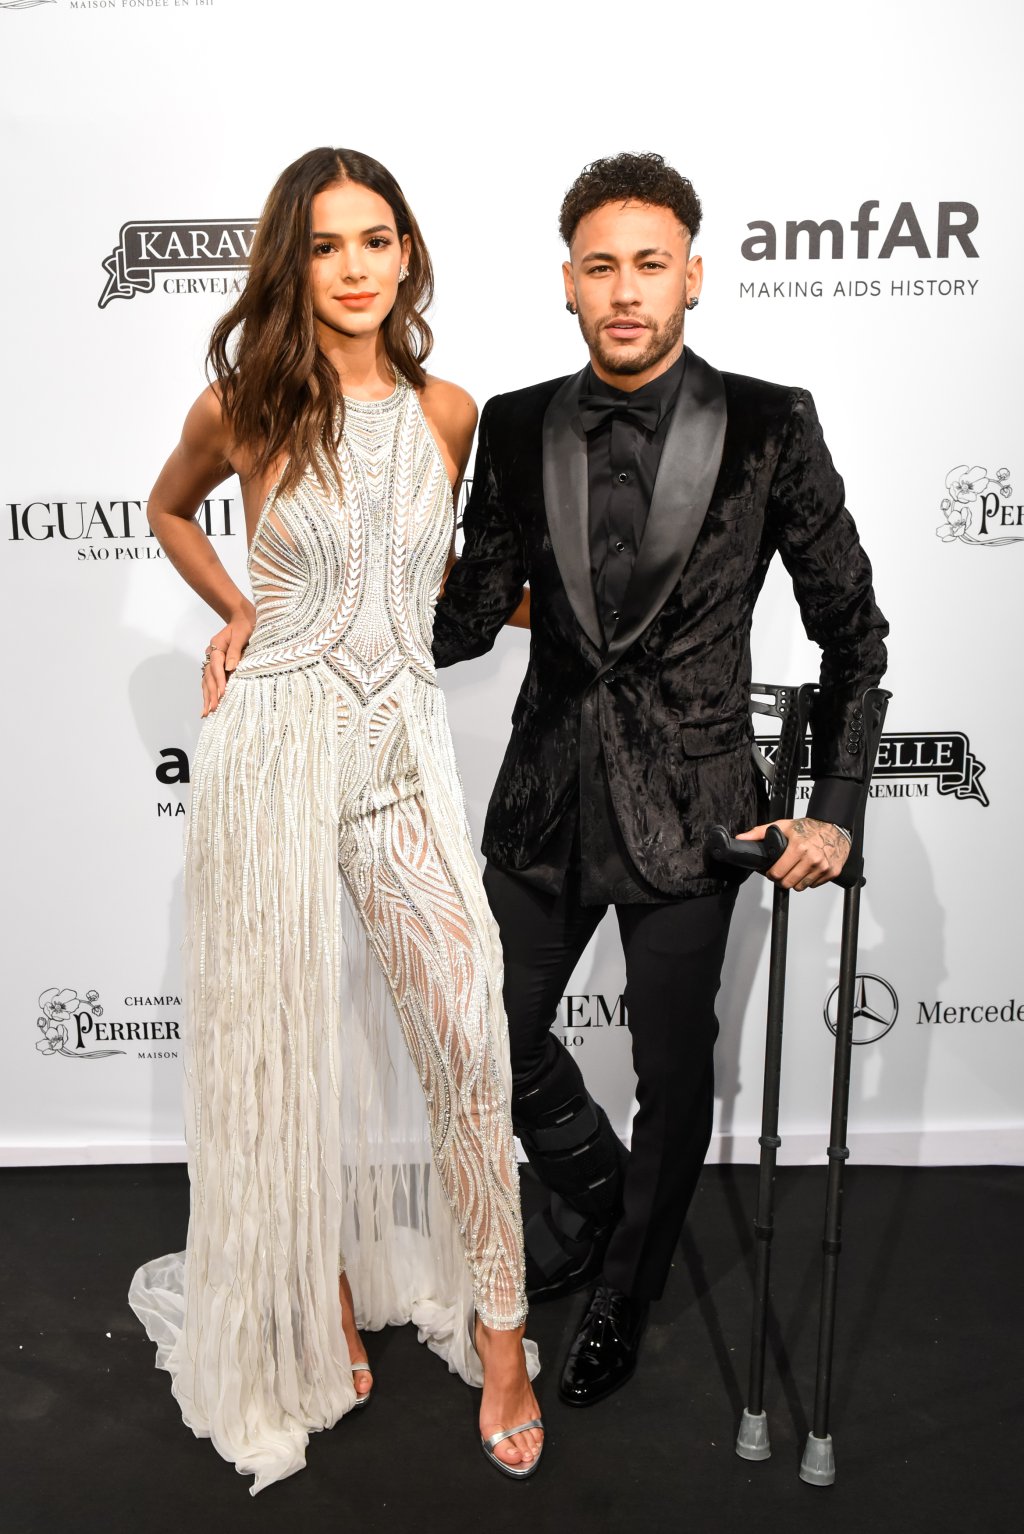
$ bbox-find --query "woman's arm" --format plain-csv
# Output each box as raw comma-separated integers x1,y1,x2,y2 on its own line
147,386,257,716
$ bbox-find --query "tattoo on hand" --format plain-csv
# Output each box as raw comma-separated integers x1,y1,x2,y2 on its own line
791,817,846,865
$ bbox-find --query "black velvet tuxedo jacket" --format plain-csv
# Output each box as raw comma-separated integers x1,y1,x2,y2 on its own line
432,349,889,897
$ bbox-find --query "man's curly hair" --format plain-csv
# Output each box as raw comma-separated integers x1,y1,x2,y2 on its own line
558,152,702,248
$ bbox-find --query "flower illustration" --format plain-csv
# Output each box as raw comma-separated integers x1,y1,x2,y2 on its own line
997,467,1011,481
937,502,972,541
945,465,988,505
1001,486,1013,498
39,987,79,1023
36,1021,69,1056
31,984,124,1061
940,497,952,512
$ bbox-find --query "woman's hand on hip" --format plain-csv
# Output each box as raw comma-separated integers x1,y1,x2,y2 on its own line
201,602,256,717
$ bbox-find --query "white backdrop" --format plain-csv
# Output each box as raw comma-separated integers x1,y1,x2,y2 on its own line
2,0,1021,1166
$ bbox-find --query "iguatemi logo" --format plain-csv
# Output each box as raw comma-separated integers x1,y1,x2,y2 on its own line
937,464,1023,546
755,730,989,806
559,993,627,1051
35,988,124,1059
99,219,255,307
6,496,236,557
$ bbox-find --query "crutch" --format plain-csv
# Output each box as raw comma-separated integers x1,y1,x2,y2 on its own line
704,680,817,1466
707,684,891,1485
797,685,890,1486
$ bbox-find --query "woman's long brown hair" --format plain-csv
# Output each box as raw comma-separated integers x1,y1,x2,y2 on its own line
207,147,434,496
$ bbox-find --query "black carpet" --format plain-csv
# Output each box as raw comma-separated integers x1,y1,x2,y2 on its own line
0,1163,1018,1534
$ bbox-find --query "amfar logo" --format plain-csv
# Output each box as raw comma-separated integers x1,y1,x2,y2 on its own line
99,220,255,307
756,731,989,807
741,202,979,261
824,974,898,1045
156,746,190,819
739,201,980,302
6,496,236,556
937,465,1024,546
35,988,125,1060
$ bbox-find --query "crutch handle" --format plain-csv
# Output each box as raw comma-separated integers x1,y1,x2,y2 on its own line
705,823,788,875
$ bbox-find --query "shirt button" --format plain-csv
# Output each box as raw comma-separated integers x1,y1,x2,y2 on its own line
604,672,616,685
617,471,630,484
614,539,626,552
611,609,620,621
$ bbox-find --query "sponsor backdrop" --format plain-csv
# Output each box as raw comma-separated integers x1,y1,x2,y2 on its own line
2,0,1021,1167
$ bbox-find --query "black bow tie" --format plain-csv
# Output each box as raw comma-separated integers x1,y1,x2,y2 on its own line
578,394,661,435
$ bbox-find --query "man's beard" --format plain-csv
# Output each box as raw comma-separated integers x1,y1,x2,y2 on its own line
579,296,687,377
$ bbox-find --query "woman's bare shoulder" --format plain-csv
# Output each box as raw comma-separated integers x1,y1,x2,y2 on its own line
420,375,477,431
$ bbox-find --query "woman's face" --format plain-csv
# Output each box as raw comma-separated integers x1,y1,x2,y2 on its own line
308,180,411,341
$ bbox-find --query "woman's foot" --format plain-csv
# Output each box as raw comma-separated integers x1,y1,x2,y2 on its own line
339,1272,373,1402
475,1316,544,1472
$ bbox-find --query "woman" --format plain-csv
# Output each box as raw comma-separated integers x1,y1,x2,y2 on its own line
129,148,543,1493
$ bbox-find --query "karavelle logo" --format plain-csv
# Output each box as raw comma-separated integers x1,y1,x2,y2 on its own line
754,730,989,807
824,974,898,1045
99,220,256,307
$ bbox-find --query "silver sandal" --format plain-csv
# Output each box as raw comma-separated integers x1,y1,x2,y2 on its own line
481,1419,544,1480
351,1362,373,1409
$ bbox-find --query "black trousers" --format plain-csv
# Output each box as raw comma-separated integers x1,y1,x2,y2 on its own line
483,862,737,1302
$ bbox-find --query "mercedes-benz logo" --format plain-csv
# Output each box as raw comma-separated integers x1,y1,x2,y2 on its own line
823,973,898,1044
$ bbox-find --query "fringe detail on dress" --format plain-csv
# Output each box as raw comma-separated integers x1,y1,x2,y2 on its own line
129,670,535,1494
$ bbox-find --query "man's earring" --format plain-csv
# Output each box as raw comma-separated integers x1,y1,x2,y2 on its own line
398,266,409,283
685,297,699,310
565,301,577,315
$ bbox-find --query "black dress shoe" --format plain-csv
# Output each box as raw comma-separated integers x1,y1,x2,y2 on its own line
558,1280,650,1408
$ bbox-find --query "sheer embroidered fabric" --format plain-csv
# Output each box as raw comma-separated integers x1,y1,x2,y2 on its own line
130,376,533,1494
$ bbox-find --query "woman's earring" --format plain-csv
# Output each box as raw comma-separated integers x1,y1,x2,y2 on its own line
685,296,699,310
565,301,577,315
398,266,409,283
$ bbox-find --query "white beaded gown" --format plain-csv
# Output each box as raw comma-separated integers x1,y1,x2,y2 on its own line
129,375,534,1494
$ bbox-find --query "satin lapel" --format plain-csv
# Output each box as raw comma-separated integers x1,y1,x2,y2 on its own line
542,369,604,656
602,349,727,670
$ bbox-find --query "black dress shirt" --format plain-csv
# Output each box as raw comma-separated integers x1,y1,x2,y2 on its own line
586,352,686,646
516,354,687,905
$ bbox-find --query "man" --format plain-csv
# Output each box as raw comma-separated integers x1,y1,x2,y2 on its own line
432,152,888,1407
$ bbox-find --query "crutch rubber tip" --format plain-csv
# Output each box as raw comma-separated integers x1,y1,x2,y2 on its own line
735,1408,771,1461
799,1432,836,1486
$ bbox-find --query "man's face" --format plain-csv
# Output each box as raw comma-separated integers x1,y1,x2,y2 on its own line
563,201,702,388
